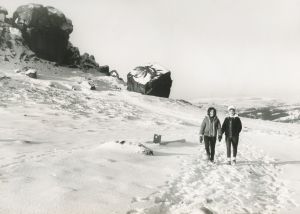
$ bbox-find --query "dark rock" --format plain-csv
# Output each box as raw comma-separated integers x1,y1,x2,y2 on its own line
109,70,125,83
0,4,110,75
127,64,172,98
88,81,96,90
0,6,8,23
200,207,214,214
64,42,80,66
25,68,37,79
0,6,8,16
110,70,119,78
99,65,109,74
13,4,73,63
80,53,99,70
64,45,109,74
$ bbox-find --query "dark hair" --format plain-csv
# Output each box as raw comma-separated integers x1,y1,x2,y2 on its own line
207,107,217,117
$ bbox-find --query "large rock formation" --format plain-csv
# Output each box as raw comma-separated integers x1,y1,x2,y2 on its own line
0,13,36,62
0,4,110,75
13,4,73,63
127,64,172,98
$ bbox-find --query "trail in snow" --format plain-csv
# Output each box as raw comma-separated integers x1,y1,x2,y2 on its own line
129,137,295,214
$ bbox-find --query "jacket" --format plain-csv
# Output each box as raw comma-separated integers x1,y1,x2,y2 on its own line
200,116,222,137
221,115,242,137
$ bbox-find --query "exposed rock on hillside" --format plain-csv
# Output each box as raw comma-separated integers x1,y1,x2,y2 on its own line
13,4,73,63
127,64,172,98
0,4,109,75
0,21,36,62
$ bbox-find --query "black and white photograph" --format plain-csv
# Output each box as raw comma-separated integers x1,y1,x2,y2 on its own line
0,0,300,213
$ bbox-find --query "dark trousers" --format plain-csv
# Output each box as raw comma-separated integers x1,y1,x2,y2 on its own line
204,136,216,161
225,136,239,158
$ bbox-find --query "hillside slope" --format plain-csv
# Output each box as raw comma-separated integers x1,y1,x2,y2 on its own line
0,67,299,214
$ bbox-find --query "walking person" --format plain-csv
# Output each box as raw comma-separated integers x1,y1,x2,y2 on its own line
199,107,222,163
221,106,242,165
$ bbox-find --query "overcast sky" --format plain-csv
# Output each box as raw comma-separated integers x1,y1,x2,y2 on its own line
3,0,300,100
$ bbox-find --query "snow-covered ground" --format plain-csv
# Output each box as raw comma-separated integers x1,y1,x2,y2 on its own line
0,64,299,213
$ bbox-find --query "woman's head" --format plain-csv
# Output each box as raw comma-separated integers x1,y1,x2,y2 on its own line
228,106,236,116
207,107,217,117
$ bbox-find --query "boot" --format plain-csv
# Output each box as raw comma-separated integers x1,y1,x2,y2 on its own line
226,158,231,165
232,157,236,165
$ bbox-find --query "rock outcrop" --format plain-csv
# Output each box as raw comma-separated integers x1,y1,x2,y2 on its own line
13,4,73,63
0,18,36,62
127,64,172,98
64,44,110,74
0,4,110,75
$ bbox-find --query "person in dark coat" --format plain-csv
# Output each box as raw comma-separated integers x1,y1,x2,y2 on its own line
221,106,242,165
199,107,222,163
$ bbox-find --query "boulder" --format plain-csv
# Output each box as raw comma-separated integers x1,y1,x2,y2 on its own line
64,46,110,74
25,68,37,79
0,6,8,16
127,64,172,98
80,53,99,70
110,70,119,78
13,4,73,63
99,65,109,74
0,4,109,75
0,6,8,23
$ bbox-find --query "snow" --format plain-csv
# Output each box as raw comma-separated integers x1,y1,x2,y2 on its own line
9,27,22,37
0,65,299,213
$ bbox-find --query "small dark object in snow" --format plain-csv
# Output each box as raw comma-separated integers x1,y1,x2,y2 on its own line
153,134,161,144
88,81,96,90
25,69,37,79
206,198,213,203
139,143,154,156
200,207,214,214
115,140,126,144
143,150,153,156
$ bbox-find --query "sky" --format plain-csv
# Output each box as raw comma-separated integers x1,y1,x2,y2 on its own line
3,0,300,100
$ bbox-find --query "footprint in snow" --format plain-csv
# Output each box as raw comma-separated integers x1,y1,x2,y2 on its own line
129,141,295,214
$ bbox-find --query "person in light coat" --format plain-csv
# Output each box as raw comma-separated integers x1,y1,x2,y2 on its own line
199,107,222,163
